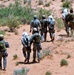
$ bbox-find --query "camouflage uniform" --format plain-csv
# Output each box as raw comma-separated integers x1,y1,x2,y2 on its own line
21,32,31,63
48,15,55,42
30,15,41,33
0,35,9,70
40,16,48,41
30,30,42,62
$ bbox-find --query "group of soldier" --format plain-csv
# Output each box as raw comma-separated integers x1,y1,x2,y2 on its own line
21,8,74,64
21,14,55,64
0,8,73,71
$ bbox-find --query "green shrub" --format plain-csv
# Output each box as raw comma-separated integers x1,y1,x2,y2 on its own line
40,49,50,59
14,67,29,75
15,62,19,66
60,59,68,66
67,54,71,59
44,2,50,7
56,18,64,29
45,71,51,75
0,31,5,35
7,15,20,32
13,54,18,60
38,0,43,5
24,0,27,4
62,0,71,8
61,0,65,2
38,8,51,19
0,4,5,8
27,0,31,5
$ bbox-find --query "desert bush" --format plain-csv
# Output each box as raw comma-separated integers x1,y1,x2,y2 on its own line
15,62,19,66
38,0,43,5
56,18,64,29
27,0,31,5
7,15,20,32
13,54,18,60
0,1,51,26
60,59,68,66
40,49,50,59
44,2,50,7
67,54,71,59
61,0,65,2
62,0,71,8
14,67,29,75
38,8,51,19
45,71,51,75
0,4,5,8
0,30,5,35
24,0,27,4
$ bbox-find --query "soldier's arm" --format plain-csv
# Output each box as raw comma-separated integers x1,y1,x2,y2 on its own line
30,21,33,32
30,35,34,44
4,40,9,48
21,38,27,47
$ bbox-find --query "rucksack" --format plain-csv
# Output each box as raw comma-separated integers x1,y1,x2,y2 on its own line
32,20,39,28
0,40,6,51
34,34,40,43
65,13,74,23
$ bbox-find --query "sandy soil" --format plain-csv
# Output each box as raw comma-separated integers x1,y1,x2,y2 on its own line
0,0,74,75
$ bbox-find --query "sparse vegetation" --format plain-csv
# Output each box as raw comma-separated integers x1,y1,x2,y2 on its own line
14,67,29,75
7,15,20,32
0,30,5,35
27,0,31,5
60,59,68,66
38,0,43,5
40,49,50,59
24,0,27,4
15,62,19,66
56,18,64,29
38,8,51,19
62,0,71,8
61,0,65,2
13,54,18,60
44,2,50,7
45,71,51,75
67,54,71,59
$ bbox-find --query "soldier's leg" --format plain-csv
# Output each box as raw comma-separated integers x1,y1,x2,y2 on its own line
33,46,36,62
41,29,44,41
65,23,69,36
0,58,2,70
26,52,30,63
3,56,7,70
44,32,47,41
51,32,55,42
49,31,52,40
22,46,27,62
37,50,40,62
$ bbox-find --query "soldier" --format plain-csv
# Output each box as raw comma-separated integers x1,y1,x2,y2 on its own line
40,15,48,42
30,28,42,63
65,8,74,36
62,8,69,36
30,15,41,33
48,15,55,42
0,34,9,70
21,32,31,63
